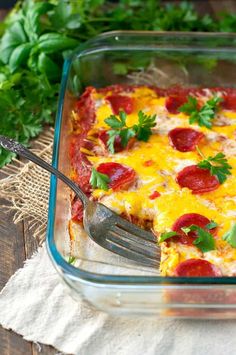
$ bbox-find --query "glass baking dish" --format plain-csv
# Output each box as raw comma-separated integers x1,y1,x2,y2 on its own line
47,31,236,318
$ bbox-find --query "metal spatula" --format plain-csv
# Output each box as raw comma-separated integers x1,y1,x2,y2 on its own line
0,136,160,267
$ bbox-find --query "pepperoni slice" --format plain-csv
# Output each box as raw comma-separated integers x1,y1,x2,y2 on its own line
222,93,236,111
106,95,134,115
71,198,84,223
165,95,188,114
75,86,96,129
168,128,204,152
176,165,219,194
69,135,92,194
96,162,136,190
175,259,222,277
171,213,216,245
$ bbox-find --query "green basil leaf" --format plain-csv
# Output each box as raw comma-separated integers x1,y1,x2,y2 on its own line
0,21,28,63
37,52,61,81
9,43,33,72
8,21,27,43
38,33,79,53
27,52,38,72
23,2,53,40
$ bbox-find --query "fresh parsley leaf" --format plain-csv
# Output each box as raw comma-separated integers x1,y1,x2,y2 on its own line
179,95,222,129
134,111,156,142
181,220,218,234
183,225,216,253
89,167,110,190
0,69,58,167
206,221,218,230
197,148,232,184
105,110,155,153
105,112,126,129
178,96,198,115
181,226,192,234
107,130,117,154
119,128,136,147
105,111,137,152
159,231,178,243
222,224,236,248
0,147,16,168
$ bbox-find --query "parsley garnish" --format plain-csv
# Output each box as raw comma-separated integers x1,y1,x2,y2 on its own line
182,221,218,234
89,168,110,190
197,147,232,184
179,95,222,129
159,231,178,243
222,224,236,248
183,225,216,253
206,221,218,230
133,111,157,141
181,226,192,234
105,110,156,153
160,222,217,253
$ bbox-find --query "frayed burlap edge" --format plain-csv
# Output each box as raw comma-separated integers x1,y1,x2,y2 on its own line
0,128,54,244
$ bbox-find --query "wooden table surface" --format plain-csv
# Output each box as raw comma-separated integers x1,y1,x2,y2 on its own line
1,1,236,354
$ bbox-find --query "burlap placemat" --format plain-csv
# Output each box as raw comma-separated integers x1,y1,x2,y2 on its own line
0,128,54,244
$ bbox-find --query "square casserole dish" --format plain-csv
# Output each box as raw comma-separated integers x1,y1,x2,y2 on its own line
47,31,236,318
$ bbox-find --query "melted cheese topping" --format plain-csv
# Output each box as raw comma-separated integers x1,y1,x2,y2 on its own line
74,86,236,276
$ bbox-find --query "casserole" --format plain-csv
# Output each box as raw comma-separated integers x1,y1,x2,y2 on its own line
47,32,236,317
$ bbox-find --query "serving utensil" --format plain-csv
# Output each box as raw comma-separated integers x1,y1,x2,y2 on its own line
0,136,160,267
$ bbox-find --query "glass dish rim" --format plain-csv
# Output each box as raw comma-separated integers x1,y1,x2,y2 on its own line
46,30,236,286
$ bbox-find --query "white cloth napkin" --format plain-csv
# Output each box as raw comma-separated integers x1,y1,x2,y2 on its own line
1,245,236,355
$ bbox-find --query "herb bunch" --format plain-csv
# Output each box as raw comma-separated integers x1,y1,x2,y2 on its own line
1,0,236,167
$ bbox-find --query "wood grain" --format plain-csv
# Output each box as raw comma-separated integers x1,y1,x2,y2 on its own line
0,204,57,355
0,197,32,355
